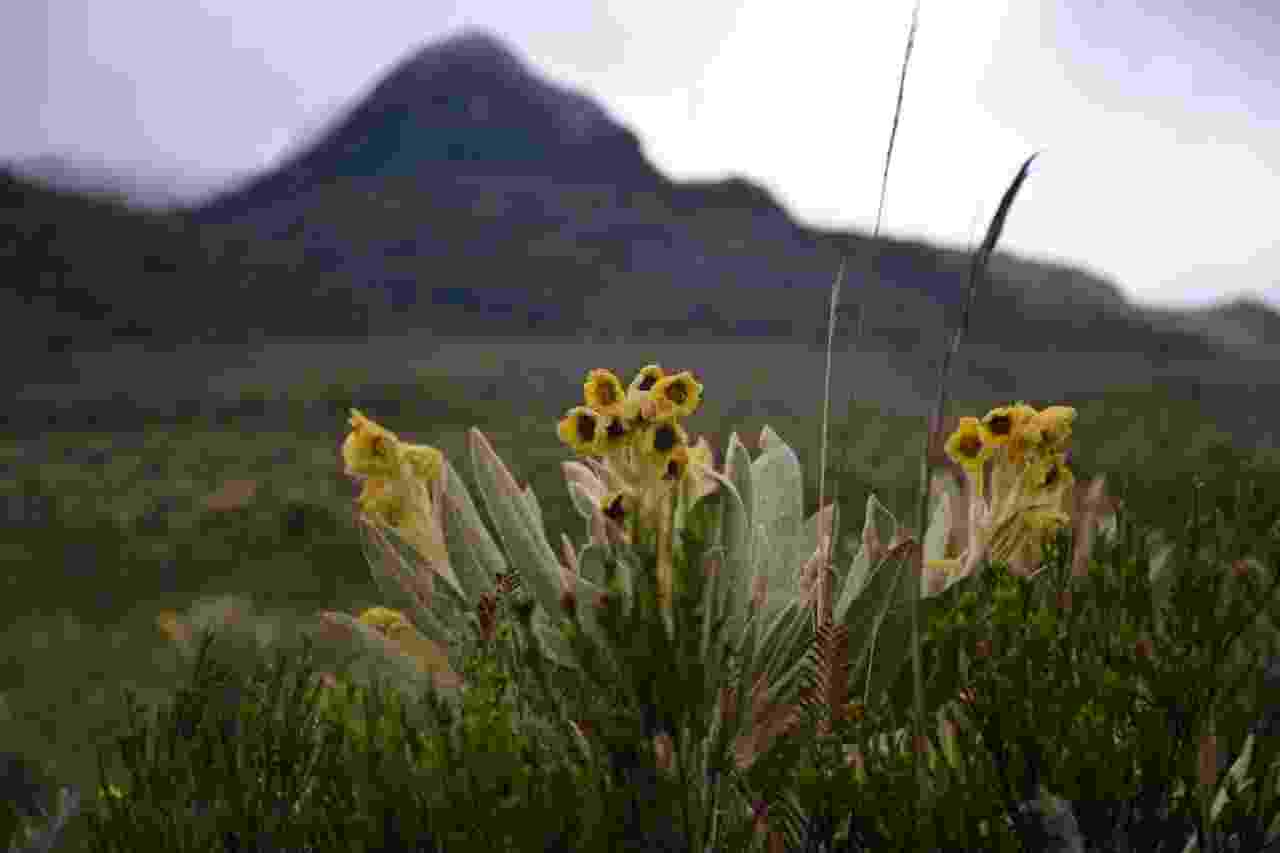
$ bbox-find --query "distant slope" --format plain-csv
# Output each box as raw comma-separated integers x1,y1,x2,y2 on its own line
4,28,1274,398
6,152,232,210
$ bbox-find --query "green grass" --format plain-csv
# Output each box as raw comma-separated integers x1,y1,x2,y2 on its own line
6,364,1280,849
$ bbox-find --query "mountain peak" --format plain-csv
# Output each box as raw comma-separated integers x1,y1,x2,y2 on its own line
191,30,662,223
404,29,526,73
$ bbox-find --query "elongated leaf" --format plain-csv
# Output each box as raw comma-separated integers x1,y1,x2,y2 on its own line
358,519,470,654
720,434,755,653
576,543,611,588
522,482,545,536
858,573,966,715
746,599,814,712
468,428,566,634
838,541,916,706
567,481,600,523
527,605,583,673
751,427,806,626
437,457,508,603
838,494,901,615
314,610,458,707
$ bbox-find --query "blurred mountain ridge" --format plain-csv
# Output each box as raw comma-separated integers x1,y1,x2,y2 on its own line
4,28,1278,414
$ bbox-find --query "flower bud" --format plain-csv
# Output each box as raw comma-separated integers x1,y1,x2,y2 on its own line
560,587,577,618
653,732,676,777
1233,558,1252,581
975,638,993,659
1199,734,1218,788
1135,637,1152,661
719,685,737,727
1057,588,1073,612
958,686,978,706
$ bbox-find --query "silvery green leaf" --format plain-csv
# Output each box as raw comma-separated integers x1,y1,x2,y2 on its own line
834,493,901,622
316,610,450,705
750,427,805,623
923,483,952,594
437,457,507,602
857,572,971,717
697,450,753,658
357,519,470,653
527,605,582,672
468,428,566,637
744,598,814,712
837,540,915,706
568,481,599,523
560,566,612,651
576,543,611,588
522,482,545,535
752,426,805,544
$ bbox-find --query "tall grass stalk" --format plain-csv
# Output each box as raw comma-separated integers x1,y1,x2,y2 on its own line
815,0,1042,812
815,0,932,798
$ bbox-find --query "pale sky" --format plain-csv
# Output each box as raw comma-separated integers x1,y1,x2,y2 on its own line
6,0,1278,312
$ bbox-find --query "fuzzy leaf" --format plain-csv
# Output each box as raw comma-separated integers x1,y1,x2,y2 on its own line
522,482,545,536
358,519,470,654
567,481,600,523
837,539,917,707
856,570,974,716
436,457,507,606
834,494,901,622
720,433,755,653
576,543,611,588
468,428,566,636
750,427,806,621
745,599,815,713
314,610,459,705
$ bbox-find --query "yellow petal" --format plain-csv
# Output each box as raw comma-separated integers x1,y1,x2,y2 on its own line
343,409,402,478
584,369,627,417
385,621,463,688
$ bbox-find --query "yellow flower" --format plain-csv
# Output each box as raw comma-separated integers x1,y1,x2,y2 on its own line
601,490,638,525
357,605,410,634
978,403,1032,445
356,477,408,528
401,443,443,484
628,364,665,396
355,607,460,687
557,406,606,456
650,371,703,421
1021,451,1075,497
636,419,689,473
1023,507,1072,536
1030,406,1076,452
595,413,633,456
342,409,402,478
663,444,690,482
584,369,627,417
945,417,993,474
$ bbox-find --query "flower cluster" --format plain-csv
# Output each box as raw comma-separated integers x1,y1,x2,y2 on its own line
933,401,1079,584
341,408,448,569
555,365,719,608
555,365,713,503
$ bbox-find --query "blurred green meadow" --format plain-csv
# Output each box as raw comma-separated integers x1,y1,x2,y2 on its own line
6,333,1280,821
